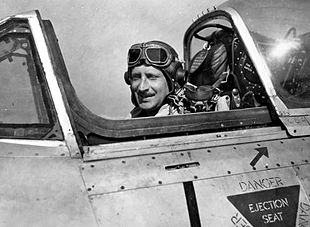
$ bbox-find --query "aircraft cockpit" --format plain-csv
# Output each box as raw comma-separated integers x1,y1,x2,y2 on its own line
184,2,310,113
179,0,310,138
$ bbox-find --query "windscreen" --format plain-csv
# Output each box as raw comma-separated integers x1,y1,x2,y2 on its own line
0,24,50,124
0,18,64,140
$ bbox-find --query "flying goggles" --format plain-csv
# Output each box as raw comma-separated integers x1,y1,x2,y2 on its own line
127,42,174,68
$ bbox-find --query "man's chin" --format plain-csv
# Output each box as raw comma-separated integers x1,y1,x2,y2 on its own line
138,102,155,110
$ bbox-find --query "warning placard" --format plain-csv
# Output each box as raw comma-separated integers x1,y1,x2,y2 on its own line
227,185,300,226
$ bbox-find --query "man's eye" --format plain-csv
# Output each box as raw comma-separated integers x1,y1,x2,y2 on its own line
131,75,141,81
147,74,159,80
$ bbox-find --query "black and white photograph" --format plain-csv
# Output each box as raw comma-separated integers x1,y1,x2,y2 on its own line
0,0,309,226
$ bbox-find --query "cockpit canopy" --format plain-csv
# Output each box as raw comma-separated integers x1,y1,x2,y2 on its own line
221,0,310,110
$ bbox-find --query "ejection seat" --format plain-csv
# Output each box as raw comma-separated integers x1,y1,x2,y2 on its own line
184,28,268,113
184,29,240,112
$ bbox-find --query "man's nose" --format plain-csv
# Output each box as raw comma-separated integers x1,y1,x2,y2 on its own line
138,77,150,91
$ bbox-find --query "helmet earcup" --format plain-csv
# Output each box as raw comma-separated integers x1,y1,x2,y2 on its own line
124,71,131,85
163,61,187,88
175,64,188,87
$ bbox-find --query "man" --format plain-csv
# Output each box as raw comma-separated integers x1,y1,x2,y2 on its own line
124,40,185,117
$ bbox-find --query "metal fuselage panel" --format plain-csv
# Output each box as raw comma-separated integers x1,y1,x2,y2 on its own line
0,146,97,227
82,133,310,226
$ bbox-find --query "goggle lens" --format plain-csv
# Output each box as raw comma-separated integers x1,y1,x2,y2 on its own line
128,48,141,64
145,47,168,64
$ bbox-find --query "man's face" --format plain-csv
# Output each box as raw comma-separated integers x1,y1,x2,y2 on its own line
131,65,169,113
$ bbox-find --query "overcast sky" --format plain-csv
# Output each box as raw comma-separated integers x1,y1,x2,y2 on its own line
1,0,227,118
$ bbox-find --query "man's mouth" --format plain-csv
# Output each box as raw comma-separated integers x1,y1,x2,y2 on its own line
139,93,155,101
